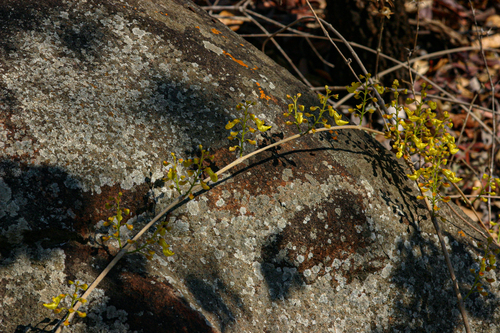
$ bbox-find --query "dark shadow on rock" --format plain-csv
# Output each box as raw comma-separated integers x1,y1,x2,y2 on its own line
0,158,158,331
14,317,61,333
320,129,425,230
185,274,236,333
260,232,304,301
180,253,250,333
0,0,109,71
377,227,499,332
98,267,216,333
0,160,87,258
316,130,500,331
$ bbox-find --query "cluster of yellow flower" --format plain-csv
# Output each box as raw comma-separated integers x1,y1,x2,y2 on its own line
101,192,133,247
43,280,88,326
283,88,348,135
226,101,272,157
383,80,460,209
163,146,217,198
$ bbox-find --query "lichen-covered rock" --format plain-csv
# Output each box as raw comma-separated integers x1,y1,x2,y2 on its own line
1,0,499,333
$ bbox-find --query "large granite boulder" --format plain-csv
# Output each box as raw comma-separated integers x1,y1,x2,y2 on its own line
0,0,498,332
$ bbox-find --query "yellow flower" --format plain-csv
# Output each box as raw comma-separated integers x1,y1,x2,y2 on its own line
408,174,418,181
167,168,175,180
43,301,59,310
43,294,66,310
296,112,304,125
205,167,218,182
442,169,462,183
225,119,240,130
332,111,349,126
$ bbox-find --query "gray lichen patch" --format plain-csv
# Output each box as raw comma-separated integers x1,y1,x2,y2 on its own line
0,244,67,326
0,0,293,195
2,1,499,333
141,132,500,332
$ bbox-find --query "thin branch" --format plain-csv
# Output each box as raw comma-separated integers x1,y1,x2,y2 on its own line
445,201,488,239
469,0,497,227
261,16,316,53
450,95,478,167
424,200,471,333
374,16,385,81
241,9,314,88
259,16,335,70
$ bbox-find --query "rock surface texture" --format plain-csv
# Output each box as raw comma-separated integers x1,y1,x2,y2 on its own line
1,0,499,332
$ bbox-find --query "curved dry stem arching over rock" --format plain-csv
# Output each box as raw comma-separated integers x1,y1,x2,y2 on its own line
0,0,499,333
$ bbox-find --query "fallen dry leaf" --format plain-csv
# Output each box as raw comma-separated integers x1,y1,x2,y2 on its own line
413,59,430,75
473,34,500,49
217,10,244,31
458,205,483,221
485,15,500,28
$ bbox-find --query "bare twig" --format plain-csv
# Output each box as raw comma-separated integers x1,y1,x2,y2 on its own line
424,199,471,333
469,0,497,227
450,95,478,168
449,180,499,247
374,17,385,81
445,201,491,239
259,16,335,70
242,9,314,88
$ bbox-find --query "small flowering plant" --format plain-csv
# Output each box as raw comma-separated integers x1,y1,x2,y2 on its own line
283,87,348,135
101,192,132,250
43,280,88,326
128,218,175,260
226,101,272,157
465,237,499,300
471,174,499,207
346,73,383,125
162,145,218,199
383,81,461,211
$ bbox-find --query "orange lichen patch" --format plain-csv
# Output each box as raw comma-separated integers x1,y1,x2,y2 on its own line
222,50,248,68
255,82,274,102
195,26,200,29
211,28,222,35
